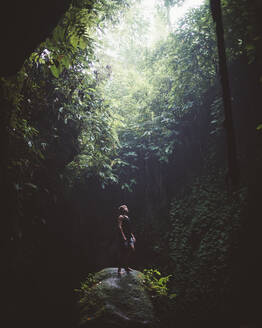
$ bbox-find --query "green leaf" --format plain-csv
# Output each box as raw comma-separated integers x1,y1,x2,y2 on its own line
169,293,177,300
246,43,255,52
50,65,59,78
256,124,262,131
70,35,79,49
62,56,71,69
79,37,88,50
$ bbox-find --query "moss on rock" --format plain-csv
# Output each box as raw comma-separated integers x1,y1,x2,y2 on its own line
78,268,155,328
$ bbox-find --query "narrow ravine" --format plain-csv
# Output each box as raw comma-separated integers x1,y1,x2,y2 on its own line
1,1,262,328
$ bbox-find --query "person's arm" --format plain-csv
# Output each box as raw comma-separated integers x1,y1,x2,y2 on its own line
131,233,136,243
118,216,127,241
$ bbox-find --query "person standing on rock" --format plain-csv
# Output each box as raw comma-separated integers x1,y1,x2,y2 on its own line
117,204,136,274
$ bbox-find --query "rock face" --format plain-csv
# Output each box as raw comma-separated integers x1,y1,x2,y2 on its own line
0,1,71,77
79,268,155,328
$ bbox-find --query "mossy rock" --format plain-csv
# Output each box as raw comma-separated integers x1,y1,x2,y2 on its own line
78,268,155,328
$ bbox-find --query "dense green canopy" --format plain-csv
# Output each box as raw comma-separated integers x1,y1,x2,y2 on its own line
0,1,262,327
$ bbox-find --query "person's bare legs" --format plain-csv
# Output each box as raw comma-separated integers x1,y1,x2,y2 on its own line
118,243,135,274
126,245,135,272
124,247,134,272
117,246,126,275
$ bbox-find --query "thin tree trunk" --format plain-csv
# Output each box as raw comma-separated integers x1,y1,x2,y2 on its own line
210,0,239,186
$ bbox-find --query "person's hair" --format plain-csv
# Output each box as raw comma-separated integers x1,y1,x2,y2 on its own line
118,204,128,215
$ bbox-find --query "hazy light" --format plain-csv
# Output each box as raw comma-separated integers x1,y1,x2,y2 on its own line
141,0,205,45
142,0,204,24
170,0,205,26
98,0,205,59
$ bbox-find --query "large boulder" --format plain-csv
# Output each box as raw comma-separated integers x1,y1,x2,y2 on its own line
78,268,155,328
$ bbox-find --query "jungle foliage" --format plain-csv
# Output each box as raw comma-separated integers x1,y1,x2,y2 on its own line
0,0,129,245
93,0,262,325
1,0,262,327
